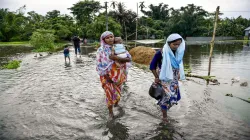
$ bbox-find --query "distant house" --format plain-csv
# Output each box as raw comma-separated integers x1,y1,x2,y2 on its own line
245,26,250,38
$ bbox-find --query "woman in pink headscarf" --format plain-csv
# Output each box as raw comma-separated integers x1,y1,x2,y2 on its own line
96,31,131,118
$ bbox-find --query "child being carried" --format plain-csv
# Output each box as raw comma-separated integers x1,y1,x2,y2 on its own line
112,37,129,68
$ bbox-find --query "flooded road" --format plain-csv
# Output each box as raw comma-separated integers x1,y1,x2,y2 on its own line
0,44,250,140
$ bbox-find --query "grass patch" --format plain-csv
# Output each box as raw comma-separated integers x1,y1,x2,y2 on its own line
2,60,22,69
221,40,246,42
133,62,150,72
33,42,68,52
0,41,30,46
54,43,68,51
89,42,100,48
184,64,191,74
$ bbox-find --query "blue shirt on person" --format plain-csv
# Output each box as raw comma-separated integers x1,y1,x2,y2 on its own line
150,50,162,70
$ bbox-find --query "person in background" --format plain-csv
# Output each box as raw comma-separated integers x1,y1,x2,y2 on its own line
84,38,87,46
72,35,81,57
63,46,70,63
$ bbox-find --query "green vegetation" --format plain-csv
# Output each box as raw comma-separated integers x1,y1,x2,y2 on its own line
133,62,150,72
2,60,22,69
90,41,100,48
54,42,68,51
184,64,191,74
0,41,30,46
0,1,249,46
30,29,56,52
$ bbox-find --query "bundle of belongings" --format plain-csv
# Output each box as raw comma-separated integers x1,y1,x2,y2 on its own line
149,83,179,110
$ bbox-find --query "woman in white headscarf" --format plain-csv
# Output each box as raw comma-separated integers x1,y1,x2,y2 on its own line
149,33,185,122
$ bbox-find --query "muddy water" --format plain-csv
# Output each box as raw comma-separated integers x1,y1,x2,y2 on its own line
0,44,249,140
0,46,33,66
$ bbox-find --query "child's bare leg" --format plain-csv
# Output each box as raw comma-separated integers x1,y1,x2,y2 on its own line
65,57,66,62
68,56,70,62
162,109,168,122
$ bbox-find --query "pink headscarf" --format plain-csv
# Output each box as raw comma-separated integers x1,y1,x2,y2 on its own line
96,31,114,76
100,31,114,47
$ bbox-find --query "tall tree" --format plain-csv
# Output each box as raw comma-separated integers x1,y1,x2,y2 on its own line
86,15,122,39
69,0,101,24
0,7,26,41
110,1,117,9
166,4,208,38
108,2,137,39
141,3,170,21
139,2,146,11
68,0,102,37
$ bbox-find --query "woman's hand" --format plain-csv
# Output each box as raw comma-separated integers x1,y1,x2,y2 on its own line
104,74,113,83
109,54,131,62
174,84,178,90
152,70,160,83
155,77,161,83
109,54,119,61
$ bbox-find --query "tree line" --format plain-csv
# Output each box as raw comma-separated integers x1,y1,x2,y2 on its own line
1,0,250,42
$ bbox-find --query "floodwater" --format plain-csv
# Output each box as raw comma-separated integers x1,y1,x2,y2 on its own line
0,43,249,140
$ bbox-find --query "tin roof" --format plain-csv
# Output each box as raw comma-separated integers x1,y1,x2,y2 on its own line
245,26,250,31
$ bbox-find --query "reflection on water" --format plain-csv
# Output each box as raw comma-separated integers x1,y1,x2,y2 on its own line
184,43,250,81
0,44,249,140
102,119,129,140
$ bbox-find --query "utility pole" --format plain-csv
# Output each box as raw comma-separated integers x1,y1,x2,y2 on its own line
135,2,138,47
146,27,149,39
124,21,127,45
105,1,108,31
208,6,220,76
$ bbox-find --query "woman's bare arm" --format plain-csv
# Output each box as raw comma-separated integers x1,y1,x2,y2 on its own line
151,70,159,78
109,54,131,62
151,70,160,83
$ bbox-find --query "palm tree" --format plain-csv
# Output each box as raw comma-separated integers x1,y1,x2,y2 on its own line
142,3,170,21
139,1,146,11
108,2,137,41
110,1,117,9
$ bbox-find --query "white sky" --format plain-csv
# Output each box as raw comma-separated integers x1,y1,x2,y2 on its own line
0,0,250,18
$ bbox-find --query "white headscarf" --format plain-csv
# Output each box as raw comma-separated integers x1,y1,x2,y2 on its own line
159,33,186,82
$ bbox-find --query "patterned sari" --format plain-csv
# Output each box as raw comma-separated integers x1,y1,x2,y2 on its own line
100,63,127,106
96,31,130,106
158,68,181,110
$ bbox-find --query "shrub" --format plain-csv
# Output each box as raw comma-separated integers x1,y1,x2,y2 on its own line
30,29,55,52
3,60,22,69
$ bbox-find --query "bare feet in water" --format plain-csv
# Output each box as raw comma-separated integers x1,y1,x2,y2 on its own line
109,113,114,120
114,102,119,107
162,117,169,123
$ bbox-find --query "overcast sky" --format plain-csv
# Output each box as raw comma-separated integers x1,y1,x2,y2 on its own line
1,0,250,18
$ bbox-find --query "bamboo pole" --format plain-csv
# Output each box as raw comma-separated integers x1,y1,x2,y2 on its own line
208,6,220,76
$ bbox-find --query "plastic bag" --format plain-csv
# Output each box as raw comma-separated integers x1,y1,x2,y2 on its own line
148,83,166,100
